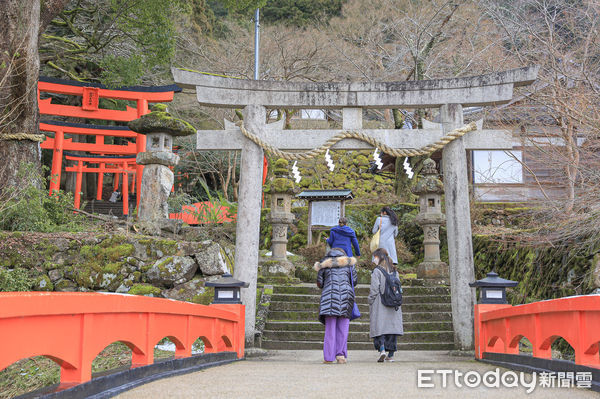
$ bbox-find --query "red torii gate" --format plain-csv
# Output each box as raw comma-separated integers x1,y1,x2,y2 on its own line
38,77,181,212
64,154,137,215
41,121,138,192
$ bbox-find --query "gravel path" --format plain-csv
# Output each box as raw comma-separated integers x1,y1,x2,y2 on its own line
116,350,598,398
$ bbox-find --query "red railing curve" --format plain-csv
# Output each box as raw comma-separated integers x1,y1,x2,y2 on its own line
474,295,600,367
0,292,244,387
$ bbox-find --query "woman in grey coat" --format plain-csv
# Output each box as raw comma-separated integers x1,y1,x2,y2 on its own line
372,207,399,264
369,248,403,362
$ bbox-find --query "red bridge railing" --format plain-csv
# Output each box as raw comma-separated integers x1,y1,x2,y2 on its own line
474,295,600,367
0,292,244,387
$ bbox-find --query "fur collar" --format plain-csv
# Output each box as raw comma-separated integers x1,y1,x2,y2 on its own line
314,256,357,271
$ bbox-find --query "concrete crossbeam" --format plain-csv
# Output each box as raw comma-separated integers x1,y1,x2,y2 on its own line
195,128,513,151
173,67,538,109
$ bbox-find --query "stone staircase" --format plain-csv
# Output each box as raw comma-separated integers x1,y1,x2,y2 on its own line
261,282,455,350
83,200,127,217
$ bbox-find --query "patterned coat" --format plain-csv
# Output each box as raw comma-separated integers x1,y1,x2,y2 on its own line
315,256,358,324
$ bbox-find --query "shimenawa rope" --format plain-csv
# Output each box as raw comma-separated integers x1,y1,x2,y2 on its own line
235,121,477,161
0,133,46,142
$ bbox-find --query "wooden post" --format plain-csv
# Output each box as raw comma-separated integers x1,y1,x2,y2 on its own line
307,201,313,245
130,166,136,195
49,129,64,195
122,162,129,216
97,162,105,201
232,104,266,346
113,172,120,192
440,104,476,351
74,160,83,209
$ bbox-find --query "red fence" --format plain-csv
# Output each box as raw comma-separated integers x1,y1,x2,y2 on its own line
474,295,600,367
169,202,237,224
0,292,244,387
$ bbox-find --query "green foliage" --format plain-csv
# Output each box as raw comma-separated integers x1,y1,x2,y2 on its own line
472,234,600,304
0,164,87,233
41,0,213,86
168,191,199,214
0,268,33,292
220,0,267,13
185,179,235,223
262,0,345,26
0,356,60,399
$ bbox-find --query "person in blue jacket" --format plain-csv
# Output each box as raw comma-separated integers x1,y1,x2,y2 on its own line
326,217,361,257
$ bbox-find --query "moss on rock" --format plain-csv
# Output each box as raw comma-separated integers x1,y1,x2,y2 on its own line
333,174,346,187
34,275,53,291
191,289,214,305
128,283,161,297
128,106,196,137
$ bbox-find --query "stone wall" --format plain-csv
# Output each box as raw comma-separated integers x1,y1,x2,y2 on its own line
0,232,234,304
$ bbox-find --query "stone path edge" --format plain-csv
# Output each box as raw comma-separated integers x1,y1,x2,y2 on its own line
18,352,239,399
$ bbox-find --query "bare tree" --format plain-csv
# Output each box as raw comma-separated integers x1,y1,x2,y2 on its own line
481,0,600,247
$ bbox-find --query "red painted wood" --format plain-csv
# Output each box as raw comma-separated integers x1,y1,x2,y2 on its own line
474,296,600,367
0,292,244,385
39,80,178,216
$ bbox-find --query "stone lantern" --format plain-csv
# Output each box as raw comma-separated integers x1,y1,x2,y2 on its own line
264,158,295,274
205,273,249,304
128,104,196,234
469,271,518,304
412,158,448,284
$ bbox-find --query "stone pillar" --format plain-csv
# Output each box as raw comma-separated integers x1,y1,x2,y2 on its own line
412,158,448,285
440,104,476,351
233,104,266,346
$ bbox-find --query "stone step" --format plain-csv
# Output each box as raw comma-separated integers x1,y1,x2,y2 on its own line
261,340,455,351
273,285,450,296
83,200,125,217
268,310,452,322
269,301,452,313
270,294,451,304
262,330,454,343
264,320,453,333
258,276,302,285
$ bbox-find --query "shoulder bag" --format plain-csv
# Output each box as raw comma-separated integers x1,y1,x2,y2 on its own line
369,217,383,252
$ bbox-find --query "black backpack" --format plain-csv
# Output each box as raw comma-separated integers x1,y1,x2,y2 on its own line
376,266,403,310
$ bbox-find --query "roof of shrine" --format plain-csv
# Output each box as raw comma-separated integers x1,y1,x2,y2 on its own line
297,190,353,200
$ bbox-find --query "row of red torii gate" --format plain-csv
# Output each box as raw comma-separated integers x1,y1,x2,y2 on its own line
39,76,179,216
38,76,249,221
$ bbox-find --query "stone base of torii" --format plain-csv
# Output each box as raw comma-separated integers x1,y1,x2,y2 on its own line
173,67,538,350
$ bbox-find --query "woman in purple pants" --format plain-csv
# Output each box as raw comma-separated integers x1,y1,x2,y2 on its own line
314,248,358,364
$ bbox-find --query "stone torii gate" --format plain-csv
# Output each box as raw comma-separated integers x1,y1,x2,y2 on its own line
173,67,538,349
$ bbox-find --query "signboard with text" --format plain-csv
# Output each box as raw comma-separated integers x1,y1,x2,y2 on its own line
310,201,341,227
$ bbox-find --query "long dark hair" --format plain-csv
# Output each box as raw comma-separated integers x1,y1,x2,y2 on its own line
381,207,398,226
372,248,396,273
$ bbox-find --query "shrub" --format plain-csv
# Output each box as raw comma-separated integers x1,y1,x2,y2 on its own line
0,268,32,292
0,163,87,232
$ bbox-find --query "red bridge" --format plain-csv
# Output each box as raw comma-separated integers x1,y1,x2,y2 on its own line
0,292,244,387
474,295,600,367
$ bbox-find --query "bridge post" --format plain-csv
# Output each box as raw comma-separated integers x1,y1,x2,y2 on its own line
233,104,266,346
441,104,476,351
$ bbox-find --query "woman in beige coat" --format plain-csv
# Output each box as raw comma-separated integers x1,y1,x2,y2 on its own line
368,248,404,362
